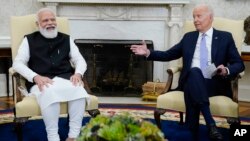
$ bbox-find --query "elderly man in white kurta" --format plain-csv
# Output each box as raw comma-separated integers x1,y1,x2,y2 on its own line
13,8,89,141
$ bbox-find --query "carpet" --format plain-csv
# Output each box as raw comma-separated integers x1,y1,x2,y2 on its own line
0,104,250,141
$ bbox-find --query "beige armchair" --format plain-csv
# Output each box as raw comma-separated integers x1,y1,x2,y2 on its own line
10,14,100,141
154,17,244,129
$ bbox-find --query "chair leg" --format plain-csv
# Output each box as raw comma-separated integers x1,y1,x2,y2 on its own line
179,112,184,125
154,108,167,129
87,109,100,117
14,117,29,141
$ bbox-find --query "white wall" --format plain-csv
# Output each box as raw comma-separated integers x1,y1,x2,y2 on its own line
0,74,13,97
1,0,250,101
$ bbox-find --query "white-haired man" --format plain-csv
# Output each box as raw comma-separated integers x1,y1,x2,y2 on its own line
13,8,89,141
131,4,245,141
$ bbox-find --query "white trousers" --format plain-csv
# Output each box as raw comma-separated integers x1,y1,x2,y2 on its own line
41,98,86,141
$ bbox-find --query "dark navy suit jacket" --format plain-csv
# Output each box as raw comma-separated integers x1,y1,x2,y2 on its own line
148,28,245,97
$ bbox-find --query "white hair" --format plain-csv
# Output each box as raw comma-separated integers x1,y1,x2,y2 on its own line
206,5,214,19
36,8,55,22
194,4,214,19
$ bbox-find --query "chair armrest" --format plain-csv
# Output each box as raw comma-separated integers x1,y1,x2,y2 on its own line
231,73,242,103
167,66,182,74
9,67,25,103
9,67,16,76
82,76,92,94
162,66,182,93
239,71,244,78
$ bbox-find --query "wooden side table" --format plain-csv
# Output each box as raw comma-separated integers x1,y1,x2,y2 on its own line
241,52,250,62
241,45,250,62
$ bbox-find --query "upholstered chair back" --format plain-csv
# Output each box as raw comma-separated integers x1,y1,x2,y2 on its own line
183,17,244,52
10,14,70,60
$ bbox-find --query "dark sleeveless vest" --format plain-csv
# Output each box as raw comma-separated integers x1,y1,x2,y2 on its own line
25,31,74,91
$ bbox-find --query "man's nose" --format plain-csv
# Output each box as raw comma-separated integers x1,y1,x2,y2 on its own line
47,19,54,24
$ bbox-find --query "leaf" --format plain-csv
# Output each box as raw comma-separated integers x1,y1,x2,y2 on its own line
77,113,165,141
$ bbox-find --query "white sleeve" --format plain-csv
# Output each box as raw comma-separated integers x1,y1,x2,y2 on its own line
69,38,87,76
12,37,38,82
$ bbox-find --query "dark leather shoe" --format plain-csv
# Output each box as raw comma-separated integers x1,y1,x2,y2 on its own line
208,124,223,140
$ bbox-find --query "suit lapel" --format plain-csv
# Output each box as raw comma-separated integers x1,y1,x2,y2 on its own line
211,29,220,63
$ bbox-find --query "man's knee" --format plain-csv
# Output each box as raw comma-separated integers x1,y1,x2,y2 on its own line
187,67,204,80
189,67,202,74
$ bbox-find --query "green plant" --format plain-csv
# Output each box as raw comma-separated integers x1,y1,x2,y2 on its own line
77,113,165,141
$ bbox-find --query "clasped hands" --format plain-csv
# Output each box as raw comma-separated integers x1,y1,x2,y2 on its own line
33,73,83,91
216,65,228,76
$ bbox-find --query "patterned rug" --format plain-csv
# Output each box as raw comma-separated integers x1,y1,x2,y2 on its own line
1,104,250,129
98,105,250,129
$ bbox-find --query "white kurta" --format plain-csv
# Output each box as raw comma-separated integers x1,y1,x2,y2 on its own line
13,36,89,110
30,77,89,110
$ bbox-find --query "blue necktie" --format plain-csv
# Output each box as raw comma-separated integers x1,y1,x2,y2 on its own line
200,33,208,76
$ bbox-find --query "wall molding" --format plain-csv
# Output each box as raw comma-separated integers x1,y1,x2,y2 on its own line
0,36,11,48
38,0,190,5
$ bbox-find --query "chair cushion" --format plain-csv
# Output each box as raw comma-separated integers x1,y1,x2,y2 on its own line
156,92,238,117
15,94,99,118
156,91,185,112
209,96,238,117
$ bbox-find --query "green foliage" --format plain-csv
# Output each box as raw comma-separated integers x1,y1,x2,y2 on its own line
77,113,165,141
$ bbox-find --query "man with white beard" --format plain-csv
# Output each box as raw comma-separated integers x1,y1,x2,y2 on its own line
13,8,89,141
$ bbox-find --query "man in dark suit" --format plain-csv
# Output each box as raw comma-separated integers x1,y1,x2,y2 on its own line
130,4,245,140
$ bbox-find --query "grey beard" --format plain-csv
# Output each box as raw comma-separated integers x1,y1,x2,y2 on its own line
39,27,58,39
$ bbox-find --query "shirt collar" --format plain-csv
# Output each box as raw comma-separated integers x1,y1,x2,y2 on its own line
199,27,213,38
